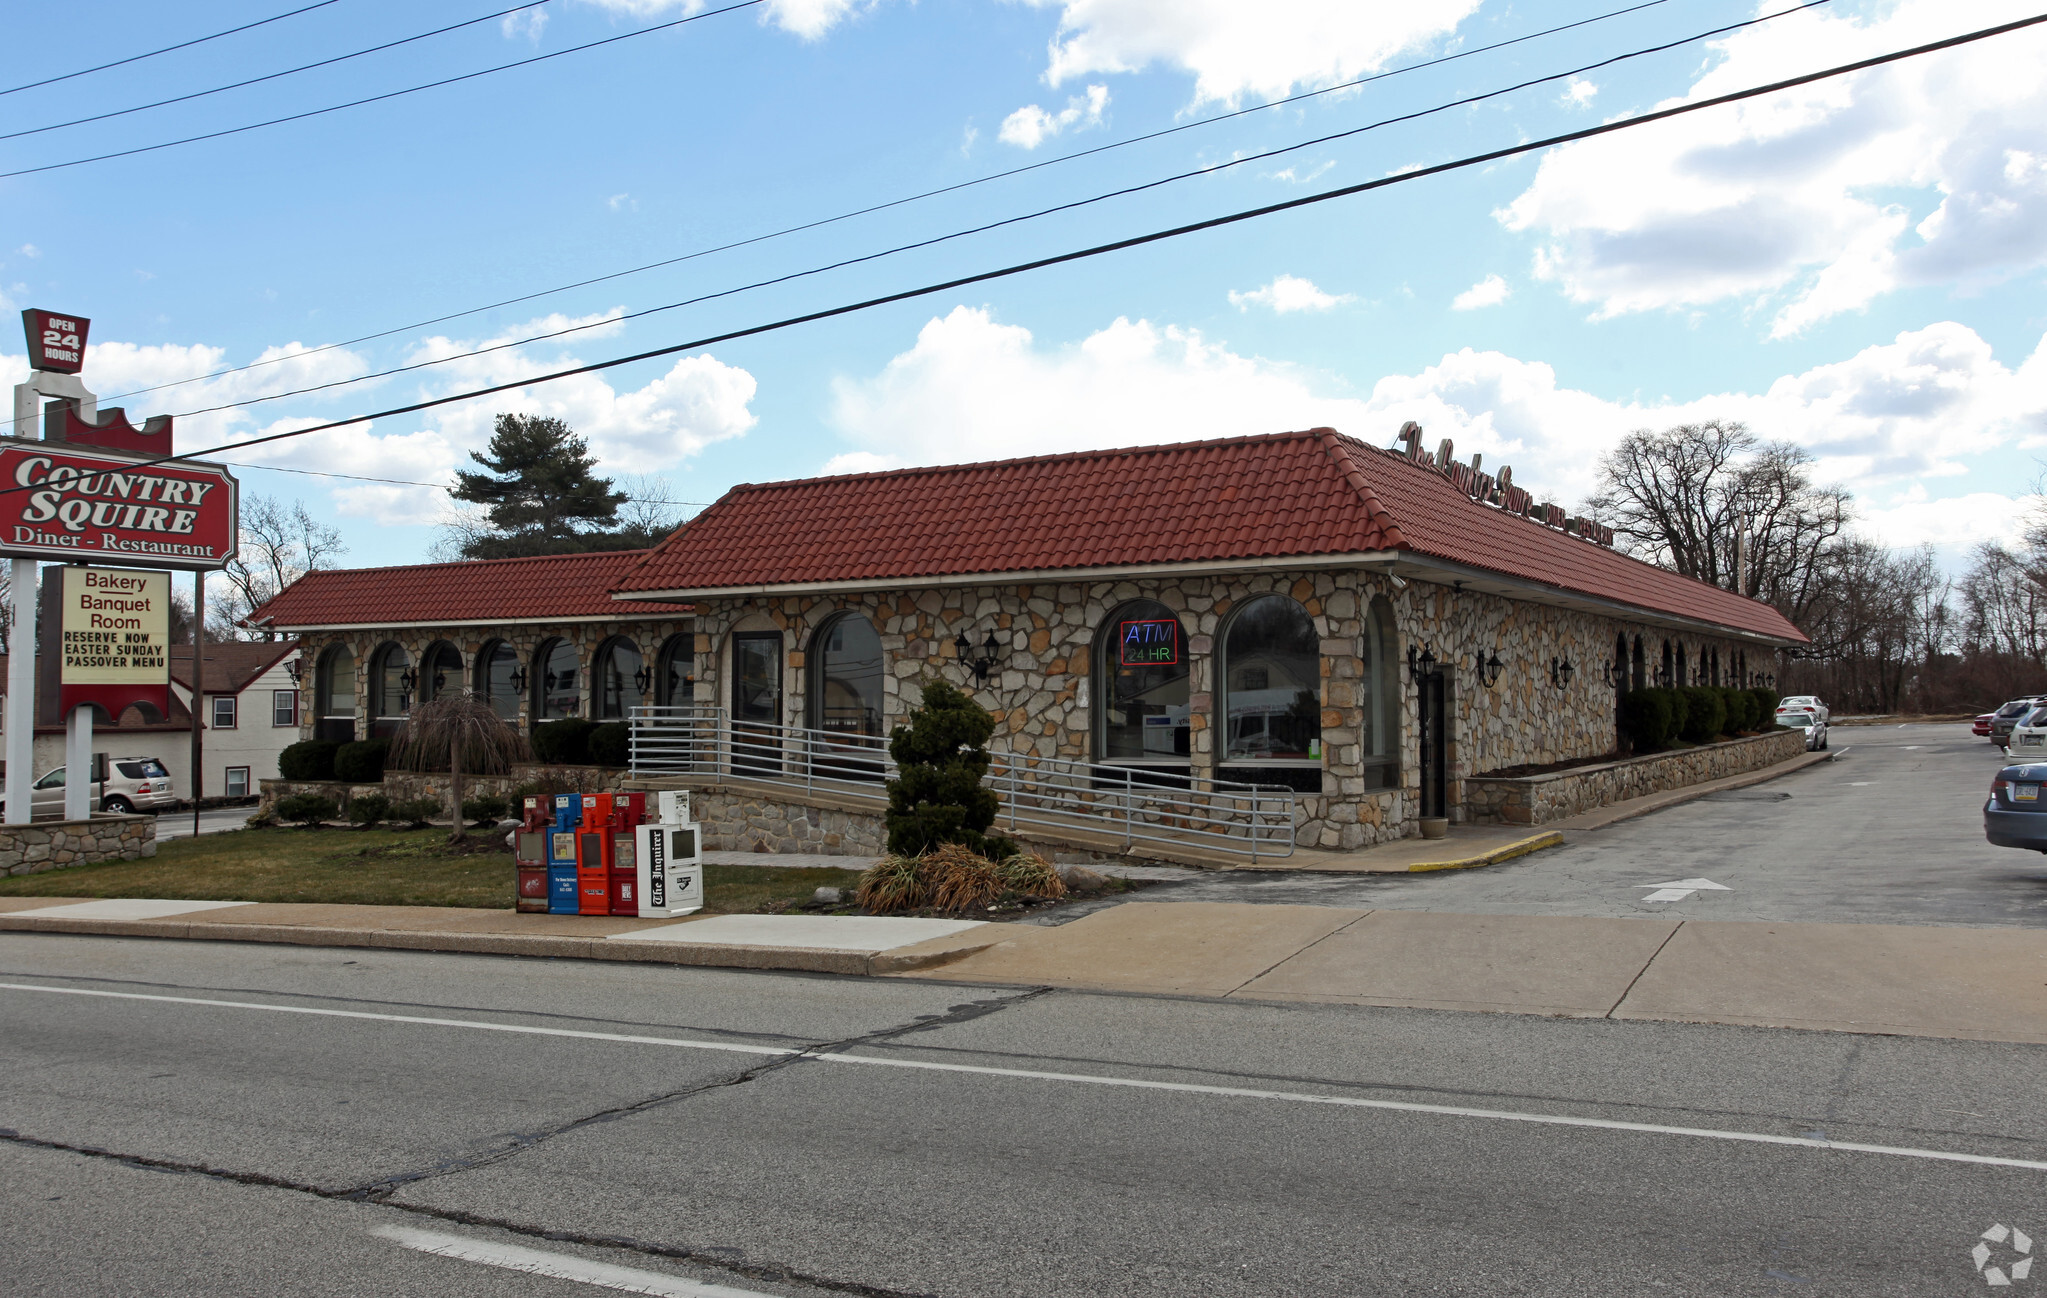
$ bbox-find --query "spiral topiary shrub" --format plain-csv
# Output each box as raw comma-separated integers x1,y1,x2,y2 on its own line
883,680,1017,861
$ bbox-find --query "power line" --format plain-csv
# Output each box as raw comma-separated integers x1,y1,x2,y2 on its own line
159,0,1834,422
215,457,710,507
0,0,763,180
97,0,1683,406
23,9,2040,500
0,0,349,98
2,2,556,143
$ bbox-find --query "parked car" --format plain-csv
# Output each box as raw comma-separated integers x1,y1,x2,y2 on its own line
1779,694,1830,723
1976,713,1997,737
2008,708,2047,756
0,757,177,819
1985,761,2047,851
1778,708,1829,751
1990,698,2047,746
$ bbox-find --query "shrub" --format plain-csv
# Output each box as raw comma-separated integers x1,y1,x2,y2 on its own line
884,680,1017,860
1663,685,1690,738
389,797,438,827
461,794,509,826
1723,687,1759,733
1618,688,1676,752
346,793,391,827
279,740,340,781
1677,686,1725,742
856,855,924,914
996,852,1066,900
274,793,337,826
1750,686,1781,722
333,738,389,783
587,721,630,768
921,842,1003,911
531,717,597,765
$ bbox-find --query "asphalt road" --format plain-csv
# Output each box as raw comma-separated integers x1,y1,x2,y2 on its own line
1095,722,2047,928
4,933,2046,1296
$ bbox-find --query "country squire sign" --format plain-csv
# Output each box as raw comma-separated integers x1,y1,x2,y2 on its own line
1393,421,1616,547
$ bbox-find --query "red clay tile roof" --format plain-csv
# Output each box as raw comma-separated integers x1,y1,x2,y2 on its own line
611,429,1805,643
248,550,682,630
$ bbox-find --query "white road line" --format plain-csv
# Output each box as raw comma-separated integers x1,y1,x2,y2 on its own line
9,981,2047,1175
376,1225,772,1297
0,983,795,1059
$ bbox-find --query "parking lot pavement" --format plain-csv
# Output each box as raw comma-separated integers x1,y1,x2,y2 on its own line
1097,723,2047,929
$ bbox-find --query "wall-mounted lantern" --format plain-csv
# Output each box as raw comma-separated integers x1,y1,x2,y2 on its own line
1603,659,1625,689
509,665,529,694
1408,644,1438,683
954,629,1005,686
398,667,418,692
634,664,654,694
1549,657,1575,690
1478,651,1504,690
285,656,302,684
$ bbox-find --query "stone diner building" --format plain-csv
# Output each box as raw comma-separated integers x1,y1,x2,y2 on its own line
605,426,1807,850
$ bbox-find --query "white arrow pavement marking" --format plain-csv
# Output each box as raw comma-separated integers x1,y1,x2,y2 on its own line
1640,878,1732,903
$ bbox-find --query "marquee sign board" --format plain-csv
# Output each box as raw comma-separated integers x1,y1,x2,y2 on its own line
58,566,170,720
21,309,89,375
0,445,237,570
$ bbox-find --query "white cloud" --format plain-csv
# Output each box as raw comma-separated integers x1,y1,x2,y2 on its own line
1228,273,1352,313
1016,0,1479,106
1857,486,2039,551
17,244,38,258
607,192,634,211
1451,274,1509,310
825,308,2047,548
999,84,1109,149
502,6,547,39
574,0,872,39
1499,0,2047,335
1561,77,1597,108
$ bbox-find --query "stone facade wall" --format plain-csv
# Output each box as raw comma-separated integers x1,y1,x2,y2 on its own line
292,616,692,741
0,813,156,876
1464,728,1809,825
683,569,1774,849
691,788,887,856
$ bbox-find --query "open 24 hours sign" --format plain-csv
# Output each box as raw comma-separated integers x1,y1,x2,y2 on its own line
0,445,237,571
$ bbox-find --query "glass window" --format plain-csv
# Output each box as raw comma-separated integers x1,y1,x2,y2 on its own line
809,615,884,736
732,632,782,774
1220,594,1321,791
272,689,297,727
211,695,236,728
369,643,412,737
596,637,644,720
477,641,521,721
1094,601,1189,766
315,644,356,743
654,634,693,707
225,767,250,798
418,642,462,704
1362,597,1398,789
536,639,581,720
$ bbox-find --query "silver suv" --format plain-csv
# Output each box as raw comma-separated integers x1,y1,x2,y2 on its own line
6,757,178,818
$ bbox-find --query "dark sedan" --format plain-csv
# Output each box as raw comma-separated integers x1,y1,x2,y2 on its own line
1985,762,2047,851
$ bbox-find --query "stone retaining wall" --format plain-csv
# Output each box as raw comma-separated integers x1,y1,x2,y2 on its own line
259,764,632,816
691,788,887,856
1463,729,1809,825
0,813,156,876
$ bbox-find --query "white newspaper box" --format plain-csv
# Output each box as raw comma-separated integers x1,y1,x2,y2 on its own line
656,790,691,822
636,819,703,917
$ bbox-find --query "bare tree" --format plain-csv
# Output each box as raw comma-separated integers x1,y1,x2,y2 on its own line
212,495,348,640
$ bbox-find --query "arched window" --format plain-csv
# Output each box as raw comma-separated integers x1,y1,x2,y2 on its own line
1219,594,1322,792
1093,600,1190,772
808,614,883,736
368,642,412,738
417,641,462,704
315,643,356,743
533,638,581,720
1660,640,1673,687
1632,636,1645,691
475,640,521,721
595,636,644,720
1676,643,1688,687
654,634,693,707
1361,597,1399,789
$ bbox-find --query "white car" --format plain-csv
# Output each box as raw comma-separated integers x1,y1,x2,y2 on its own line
0,756,178,819
1779,694,1830,724
2006,707,2047,758
1778,708,1829,751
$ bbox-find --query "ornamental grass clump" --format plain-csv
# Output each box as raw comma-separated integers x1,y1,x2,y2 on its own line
996,852,1066,900
921,842,1003,912
856,855,925,914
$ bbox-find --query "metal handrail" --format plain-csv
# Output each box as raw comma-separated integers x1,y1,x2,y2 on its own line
628,705,1296,861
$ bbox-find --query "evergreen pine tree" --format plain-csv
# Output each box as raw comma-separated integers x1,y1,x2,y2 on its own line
448,415,630,559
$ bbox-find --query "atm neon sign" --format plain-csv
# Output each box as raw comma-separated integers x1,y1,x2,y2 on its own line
1119,619,1179,667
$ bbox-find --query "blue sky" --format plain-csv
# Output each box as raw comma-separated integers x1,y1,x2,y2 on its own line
4,0,2045,581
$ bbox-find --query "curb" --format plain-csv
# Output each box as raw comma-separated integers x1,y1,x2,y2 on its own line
1547,748,1835,832
0,912,1006,977
1393,830,1566,873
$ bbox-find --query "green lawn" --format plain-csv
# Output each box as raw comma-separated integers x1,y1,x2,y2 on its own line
0,826,864,912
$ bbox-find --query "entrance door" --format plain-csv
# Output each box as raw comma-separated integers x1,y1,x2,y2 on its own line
731,632,782,774
1417,671,1447,819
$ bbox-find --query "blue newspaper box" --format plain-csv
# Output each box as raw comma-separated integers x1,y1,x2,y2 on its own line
546,794,581,914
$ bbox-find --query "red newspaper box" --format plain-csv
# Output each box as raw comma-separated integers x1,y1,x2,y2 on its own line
608,793,646,915
575,794,615,915
514,795,550,913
